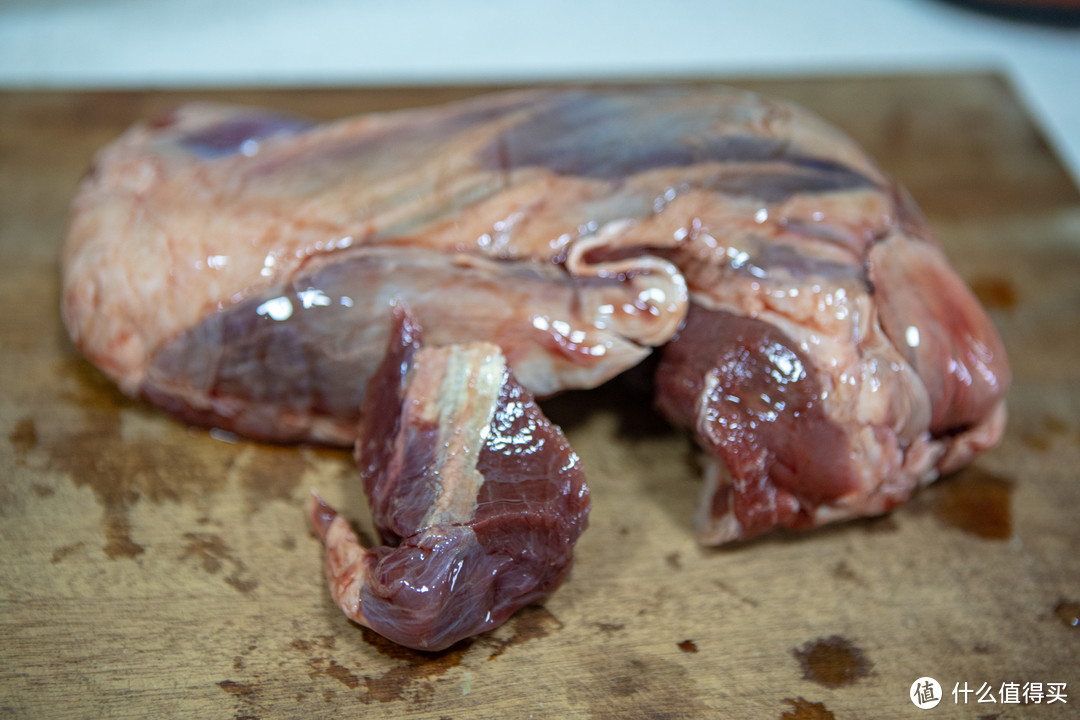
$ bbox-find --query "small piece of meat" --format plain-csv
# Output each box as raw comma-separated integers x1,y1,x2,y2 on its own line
309,306,589,651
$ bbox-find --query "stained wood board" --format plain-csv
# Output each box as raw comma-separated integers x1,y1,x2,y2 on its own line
1,74,1078,719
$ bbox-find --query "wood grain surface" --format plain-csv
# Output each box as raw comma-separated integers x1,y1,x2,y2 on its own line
1,74,1078,719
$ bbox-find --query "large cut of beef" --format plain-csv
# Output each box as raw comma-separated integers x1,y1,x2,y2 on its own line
63,87,1008,558
309,306,588,651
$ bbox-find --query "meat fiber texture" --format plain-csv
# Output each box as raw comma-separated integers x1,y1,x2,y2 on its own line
62,86,1010,547
309,306,588,651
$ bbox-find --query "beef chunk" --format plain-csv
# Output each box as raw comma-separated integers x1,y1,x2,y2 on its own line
309,306,589,650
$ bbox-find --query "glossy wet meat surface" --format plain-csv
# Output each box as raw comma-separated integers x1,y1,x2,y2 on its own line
141,245,660,445
653,184,1009,542
656,308,857,541
62,92,695,443
310,307,589,651
62,86,1009,548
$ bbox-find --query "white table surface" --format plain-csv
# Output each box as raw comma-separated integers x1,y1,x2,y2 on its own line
2,0,1078,186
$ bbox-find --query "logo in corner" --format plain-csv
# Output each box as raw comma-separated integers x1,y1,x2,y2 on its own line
911,677,943,709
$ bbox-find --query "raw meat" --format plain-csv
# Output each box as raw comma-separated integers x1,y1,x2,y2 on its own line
653,184,1010,543
62,85,1009,549
309,306,589,650
61,95,689,444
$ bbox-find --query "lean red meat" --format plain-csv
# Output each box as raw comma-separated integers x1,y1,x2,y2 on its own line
309,306,588,650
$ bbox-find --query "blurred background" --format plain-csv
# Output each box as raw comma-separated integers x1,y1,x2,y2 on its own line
2,0,1078,184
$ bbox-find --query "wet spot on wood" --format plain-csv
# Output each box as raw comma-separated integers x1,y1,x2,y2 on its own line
9,416,37,465
218,680,257,695
969,276,1018,310
678,639,698,653
793,636,872,688
180,532,259,594
713,578,761,608
665,551,682,570
105,521,145,560
290,635,336,655
1022,433,1053,451
50,541,85,564
47,358,237,560
1022,414,1071,452
1042,415,1069,434
1055,600,1080,628
568,654,709,719
356,625,472,704
486,605,564,660
831,561,860,584
310,659,360,689
181,533,228,573
226,575,259,594
237,444,335,512
781,697,835,720
594,622,625,634
927,466,1014,540
608,673,640,698
218,678,265,718
291,638,316,654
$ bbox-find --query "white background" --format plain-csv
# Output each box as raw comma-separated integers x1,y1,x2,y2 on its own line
2,0,1079,185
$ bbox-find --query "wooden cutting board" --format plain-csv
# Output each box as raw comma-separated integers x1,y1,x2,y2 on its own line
1,74,1077,720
